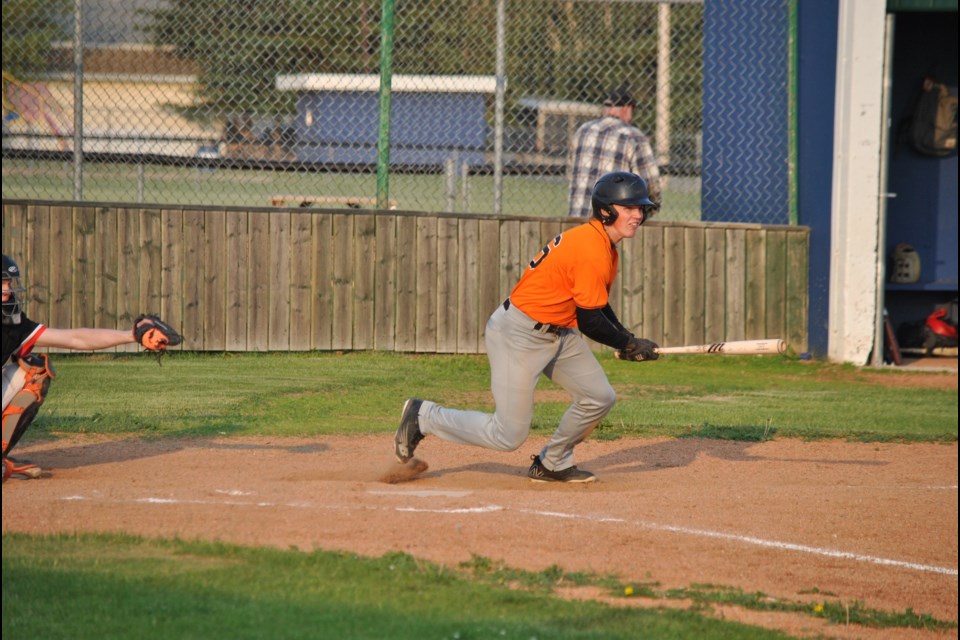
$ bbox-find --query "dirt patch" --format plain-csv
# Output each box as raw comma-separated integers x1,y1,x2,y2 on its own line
855,370,958,390
3,434,957,639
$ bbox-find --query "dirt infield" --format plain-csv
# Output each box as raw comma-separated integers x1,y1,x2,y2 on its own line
3,434,957,639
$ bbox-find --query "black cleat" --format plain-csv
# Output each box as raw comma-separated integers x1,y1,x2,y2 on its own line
394,399,425,463
527,455,596,483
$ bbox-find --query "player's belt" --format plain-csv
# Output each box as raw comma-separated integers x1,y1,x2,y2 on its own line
502,299,566,336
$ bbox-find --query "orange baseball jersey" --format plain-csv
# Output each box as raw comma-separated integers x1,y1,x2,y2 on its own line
509,219,618,327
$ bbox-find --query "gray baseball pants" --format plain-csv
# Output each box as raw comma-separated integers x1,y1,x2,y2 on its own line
418,301,615,472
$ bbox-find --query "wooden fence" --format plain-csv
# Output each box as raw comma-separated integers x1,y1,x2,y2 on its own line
2,201,809,354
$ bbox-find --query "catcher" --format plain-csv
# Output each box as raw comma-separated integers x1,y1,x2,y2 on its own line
2,254,181,481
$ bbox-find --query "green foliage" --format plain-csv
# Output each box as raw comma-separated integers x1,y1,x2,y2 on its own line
143,0,704,147
1,0,70,79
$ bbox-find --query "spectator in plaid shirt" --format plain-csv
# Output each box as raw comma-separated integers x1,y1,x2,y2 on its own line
567,87,661,218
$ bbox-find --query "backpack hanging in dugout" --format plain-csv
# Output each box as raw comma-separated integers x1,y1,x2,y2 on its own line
906,76,958,157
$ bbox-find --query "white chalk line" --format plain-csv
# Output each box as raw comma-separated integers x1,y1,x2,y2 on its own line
515,508,957,577
58,492,957,577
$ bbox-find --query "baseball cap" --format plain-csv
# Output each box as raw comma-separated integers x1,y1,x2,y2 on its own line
603,86,636,107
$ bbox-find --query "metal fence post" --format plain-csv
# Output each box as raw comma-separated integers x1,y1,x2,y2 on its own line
376,0,396,210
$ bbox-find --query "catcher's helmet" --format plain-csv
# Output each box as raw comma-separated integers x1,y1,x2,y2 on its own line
591,171,657,225
2,254,26,325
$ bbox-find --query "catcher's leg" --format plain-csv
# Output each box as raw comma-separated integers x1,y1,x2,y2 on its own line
2,355,56,480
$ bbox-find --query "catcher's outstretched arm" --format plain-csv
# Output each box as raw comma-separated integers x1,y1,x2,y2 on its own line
35,327,136,351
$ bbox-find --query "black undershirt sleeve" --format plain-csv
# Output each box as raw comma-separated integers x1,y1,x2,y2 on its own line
600,304,628,334
576,305,633,350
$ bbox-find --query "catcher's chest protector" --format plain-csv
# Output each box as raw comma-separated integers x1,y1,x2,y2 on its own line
2,354,55,456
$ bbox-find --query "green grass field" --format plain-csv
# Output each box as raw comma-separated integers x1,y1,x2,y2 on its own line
3,352,957,639
28,351,958,442
2,159,702,220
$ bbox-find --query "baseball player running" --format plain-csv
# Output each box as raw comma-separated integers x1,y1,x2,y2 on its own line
394,171,660,483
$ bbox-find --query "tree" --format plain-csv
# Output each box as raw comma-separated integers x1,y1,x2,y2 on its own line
2,0,70,80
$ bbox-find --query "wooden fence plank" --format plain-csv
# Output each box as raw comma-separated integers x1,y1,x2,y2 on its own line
72,206,97,329
764,229,787,341
436,217,459,353
27,205,52,327
161,208,184,341
457,218,480,353
288,211,313,351
786,230,810,352
116,207,140,352
704,227,726,343
331,213,354,350
353,213,376,350
662,226,685,347
94,206,119,333
182,209,205,349
269,210,291,350
683,226,706,347
311,212,334,350
374,214,398,351
725,228,746,341
224,211,248,351
204,209,227,351
499,220,521,299
416,216,438,352
0,204,28,266
248,211,270,351
50,206,73,331
477,219,501,353
745,229,767,339
138,209,163,324
518,220,541,277
619,227,645,336
395,214,417,352
642,224,665,345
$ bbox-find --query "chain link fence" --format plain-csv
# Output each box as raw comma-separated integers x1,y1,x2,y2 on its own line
2,0,792,224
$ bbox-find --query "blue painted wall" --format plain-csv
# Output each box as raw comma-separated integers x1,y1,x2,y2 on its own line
293,91,490,166
797,0,840,356
701,0,790,224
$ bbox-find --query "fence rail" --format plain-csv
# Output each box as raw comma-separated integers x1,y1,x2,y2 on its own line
2,201,808,354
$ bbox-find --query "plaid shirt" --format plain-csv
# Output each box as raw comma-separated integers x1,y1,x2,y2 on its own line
567,116,661,218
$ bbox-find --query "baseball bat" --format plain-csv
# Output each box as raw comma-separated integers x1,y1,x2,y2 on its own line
654,339,786,355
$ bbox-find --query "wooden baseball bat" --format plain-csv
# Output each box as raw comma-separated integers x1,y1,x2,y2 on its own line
654,339,786,355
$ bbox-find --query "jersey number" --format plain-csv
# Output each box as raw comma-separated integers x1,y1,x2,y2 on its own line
529,234,563,269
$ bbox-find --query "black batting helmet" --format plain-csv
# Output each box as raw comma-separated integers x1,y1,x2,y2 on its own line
591,171,657,225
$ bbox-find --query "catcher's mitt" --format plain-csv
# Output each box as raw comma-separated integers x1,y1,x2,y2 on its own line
614,336,660,362
133,314,182,355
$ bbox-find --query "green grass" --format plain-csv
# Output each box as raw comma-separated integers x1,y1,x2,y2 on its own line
459,558,955,632
30,351,958,443
2,533,796,640
5,534,953,639
5,352,957,639
1,159,702,220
